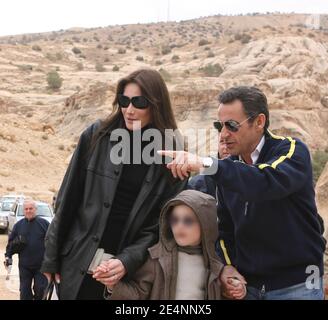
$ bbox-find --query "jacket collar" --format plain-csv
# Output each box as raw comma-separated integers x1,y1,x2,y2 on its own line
230,130,274,164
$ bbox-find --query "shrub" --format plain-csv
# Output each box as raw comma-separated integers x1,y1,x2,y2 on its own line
112,65,120,72
240,33,252,44
155,60,163,65
199,63,223,77
159,68,171,82
136,56,144,61
118,48,126,54
95,62,106,72
207,51,215,58
32,44,42,51
312,150,328,184
234,33,242,41
46,71,63,89
171,55,180,63
72,47,81,54
198,39,210,46
161,46,171,55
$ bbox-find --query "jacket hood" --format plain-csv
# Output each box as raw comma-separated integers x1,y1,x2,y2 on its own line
151,189,221,273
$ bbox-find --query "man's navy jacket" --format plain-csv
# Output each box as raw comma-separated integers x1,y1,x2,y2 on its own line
6,216,49,268
207,130,326,291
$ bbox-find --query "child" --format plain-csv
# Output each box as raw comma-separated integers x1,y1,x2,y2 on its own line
94,189,228,299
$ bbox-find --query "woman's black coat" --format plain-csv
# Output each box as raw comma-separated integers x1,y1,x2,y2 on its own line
40,121,186,299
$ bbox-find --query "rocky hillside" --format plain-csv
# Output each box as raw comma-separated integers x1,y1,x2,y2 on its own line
0,13,328,216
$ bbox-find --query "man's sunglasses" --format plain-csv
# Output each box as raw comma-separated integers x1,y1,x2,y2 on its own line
117,94,149,109
213,115,255,133
169,215,197,227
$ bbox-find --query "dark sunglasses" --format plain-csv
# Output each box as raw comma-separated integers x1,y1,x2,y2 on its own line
117,94,149,109
169,215,197,227
213,115,255,133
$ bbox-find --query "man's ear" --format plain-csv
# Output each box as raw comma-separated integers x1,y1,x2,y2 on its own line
256,114,266,130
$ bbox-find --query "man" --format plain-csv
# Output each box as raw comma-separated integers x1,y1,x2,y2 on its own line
4,200,49,300
159,86,326,300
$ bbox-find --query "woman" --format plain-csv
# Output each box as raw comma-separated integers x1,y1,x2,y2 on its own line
41,69,187,299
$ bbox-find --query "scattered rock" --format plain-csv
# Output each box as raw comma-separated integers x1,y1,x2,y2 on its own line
30,149,39,156
321,96,328,108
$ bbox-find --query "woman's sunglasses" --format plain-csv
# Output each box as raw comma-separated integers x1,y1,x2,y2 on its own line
169,215,197,227
117,94,149,109
213,115,255,133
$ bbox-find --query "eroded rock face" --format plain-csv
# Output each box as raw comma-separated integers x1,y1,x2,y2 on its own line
0,13,328,206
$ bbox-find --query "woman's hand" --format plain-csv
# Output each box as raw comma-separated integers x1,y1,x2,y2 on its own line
92,259,126,287
43,272,61,284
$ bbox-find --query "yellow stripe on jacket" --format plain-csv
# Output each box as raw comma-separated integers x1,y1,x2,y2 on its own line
220,239,232,265
258,131,296,170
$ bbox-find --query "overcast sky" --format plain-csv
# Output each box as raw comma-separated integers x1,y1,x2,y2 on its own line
1,0,328,37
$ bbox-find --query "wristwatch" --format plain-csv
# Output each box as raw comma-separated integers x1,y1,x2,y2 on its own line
202,157,213,168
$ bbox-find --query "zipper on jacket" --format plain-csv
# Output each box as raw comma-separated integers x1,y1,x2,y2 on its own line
244,202,249,216
261,284,266,297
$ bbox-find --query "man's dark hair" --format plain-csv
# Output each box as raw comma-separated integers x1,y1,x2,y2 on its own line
218,86,270,130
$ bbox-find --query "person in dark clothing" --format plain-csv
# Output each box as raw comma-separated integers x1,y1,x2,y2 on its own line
188,136,230,200
4,200,49,300
160,86,326,300
41,69,187,300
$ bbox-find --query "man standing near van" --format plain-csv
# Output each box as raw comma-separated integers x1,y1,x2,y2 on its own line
4,200,49,300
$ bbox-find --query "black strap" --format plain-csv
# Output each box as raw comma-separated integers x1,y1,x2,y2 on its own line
42,278,60,300
43,280,54,300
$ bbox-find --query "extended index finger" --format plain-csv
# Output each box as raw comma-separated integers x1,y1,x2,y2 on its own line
157,150,176,159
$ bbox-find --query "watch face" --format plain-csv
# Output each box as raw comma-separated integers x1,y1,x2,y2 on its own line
203,157,212,168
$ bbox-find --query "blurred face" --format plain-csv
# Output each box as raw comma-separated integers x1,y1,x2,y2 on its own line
120,83,152,130
169,205,201,247
23,201,37,221
218,135,230,159
217,100,264,161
